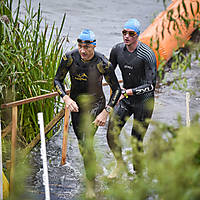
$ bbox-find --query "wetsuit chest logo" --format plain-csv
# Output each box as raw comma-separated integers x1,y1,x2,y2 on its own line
74,73,88,81
124,65,133,70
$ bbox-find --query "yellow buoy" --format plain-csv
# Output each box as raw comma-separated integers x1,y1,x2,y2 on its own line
3,171,9,199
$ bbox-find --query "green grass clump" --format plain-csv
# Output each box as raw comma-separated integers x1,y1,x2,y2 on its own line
0,0,68,143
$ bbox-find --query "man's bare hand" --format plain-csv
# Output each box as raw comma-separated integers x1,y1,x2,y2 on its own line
117,94,124,104
93,109,109,126
63,95,79,112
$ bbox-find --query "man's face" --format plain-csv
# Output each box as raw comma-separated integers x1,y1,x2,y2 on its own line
122,29,138,46
78,42,95,61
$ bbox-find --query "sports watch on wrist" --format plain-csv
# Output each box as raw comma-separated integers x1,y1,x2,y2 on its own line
105,105,112,113
121,89,128,98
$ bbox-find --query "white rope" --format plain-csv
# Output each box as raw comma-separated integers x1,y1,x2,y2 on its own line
38,112,50,200
0,117,3,200
186,92,190,127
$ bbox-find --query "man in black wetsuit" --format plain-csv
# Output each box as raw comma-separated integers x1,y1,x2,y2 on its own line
54,29,121,198
107,18,157,178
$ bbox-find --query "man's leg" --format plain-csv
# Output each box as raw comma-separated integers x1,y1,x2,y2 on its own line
71,112,97,198
107,101,131,178
131,98,154,174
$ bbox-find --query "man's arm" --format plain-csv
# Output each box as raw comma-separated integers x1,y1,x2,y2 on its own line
125,63,157,97
54,54,79,112
126,47,157,96
93,60,121,126
109,45,118,70
103,62,121,107
54,54,71,98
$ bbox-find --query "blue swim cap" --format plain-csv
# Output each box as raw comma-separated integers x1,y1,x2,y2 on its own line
78,29,96,46
124,18,141,36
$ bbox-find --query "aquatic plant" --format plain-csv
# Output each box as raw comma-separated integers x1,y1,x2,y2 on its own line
0,0,68,143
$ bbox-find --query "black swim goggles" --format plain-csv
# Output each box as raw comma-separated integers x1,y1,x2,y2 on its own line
122,30,137,37
77,39,96,44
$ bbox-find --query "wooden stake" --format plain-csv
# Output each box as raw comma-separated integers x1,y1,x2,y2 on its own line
186,92,190,127
61,106,70,165
1,122,12,138
10,106,17,195
23,108,65,154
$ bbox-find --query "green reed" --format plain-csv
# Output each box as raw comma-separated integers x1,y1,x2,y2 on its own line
0,0,67,143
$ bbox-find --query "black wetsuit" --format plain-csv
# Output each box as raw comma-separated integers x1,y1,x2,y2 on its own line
107,41,157,150
54,49,121,180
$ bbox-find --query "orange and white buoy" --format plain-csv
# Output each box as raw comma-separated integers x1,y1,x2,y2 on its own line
139,0,200,67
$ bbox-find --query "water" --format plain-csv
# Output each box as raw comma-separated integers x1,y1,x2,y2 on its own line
13,0,200,199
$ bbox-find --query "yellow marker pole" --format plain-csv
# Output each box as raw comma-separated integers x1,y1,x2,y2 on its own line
2,172,9,199
1,115,9,199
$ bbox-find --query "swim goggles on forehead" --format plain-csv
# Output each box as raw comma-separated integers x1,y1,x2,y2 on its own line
122,30,137,37
77,38,96,45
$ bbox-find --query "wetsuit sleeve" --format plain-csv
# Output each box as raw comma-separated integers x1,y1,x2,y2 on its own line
54,53,73,98
132,53,157,96
109,45,118,70
103,62,121,107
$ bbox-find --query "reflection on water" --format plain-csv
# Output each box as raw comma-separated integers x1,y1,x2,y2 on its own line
12,0,200,199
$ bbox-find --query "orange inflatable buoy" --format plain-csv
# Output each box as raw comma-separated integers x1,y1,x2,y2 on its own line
139,0,200,68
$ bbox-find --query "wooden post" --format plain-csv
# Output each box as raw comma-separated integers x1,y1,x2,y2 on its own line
186,92,190,127
23,108,65,154
61,106,70,165
10,106,17,195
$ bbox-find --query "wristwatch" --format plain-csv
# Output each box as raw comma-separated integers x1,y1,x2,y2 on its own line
121,89,128,98
105,105,112,113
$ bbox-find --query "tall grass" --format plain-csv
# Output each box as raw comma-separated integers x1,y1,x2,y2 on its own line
0,0,67,143
100,116,200,200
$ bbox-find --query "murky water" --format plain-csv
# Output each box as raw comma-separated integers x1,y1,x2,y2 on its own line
13,0,200,199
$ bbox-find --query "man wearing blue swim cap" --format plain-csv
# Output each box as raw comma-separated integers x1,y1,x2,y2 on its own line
54,29,121,198
107,18,157,178
77,29,97,61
